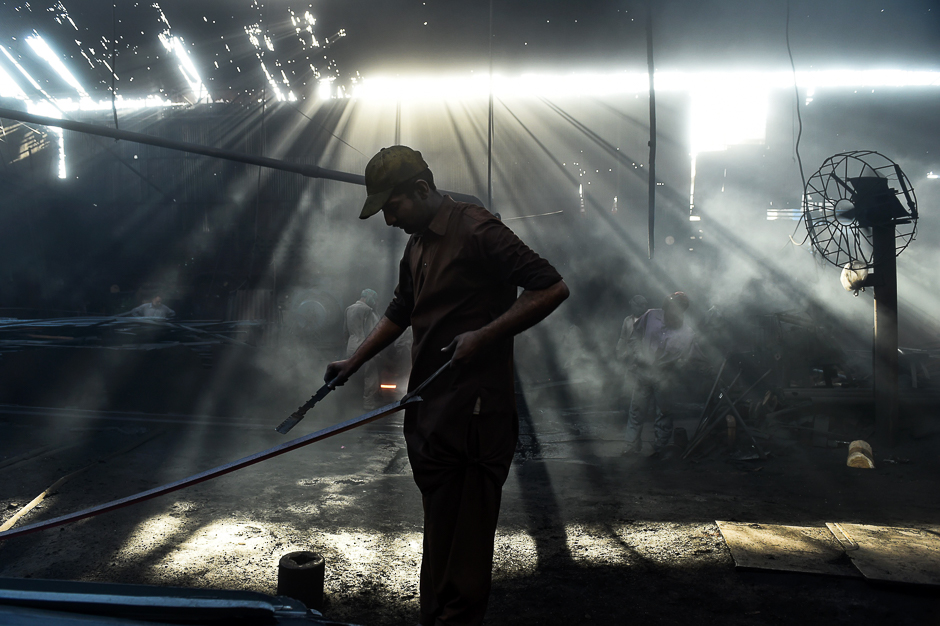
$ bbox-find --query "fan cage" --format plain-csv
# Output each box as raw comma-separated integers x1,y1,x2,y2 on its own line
802,150,917,270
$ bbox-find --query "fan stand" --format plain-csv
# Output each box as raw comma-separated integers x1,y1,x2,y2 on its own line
860,223,899,446
802,153,917,448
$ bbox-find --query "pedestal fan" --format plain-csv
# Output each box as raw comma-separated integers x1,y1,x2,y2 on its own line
802,150,918,443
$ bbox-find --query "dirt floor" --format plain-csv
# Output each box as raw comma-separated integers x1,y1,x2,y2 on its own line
1,391,940,625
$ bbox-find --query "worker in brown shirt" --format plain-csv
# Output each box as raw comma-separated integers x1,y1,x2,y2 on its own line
325,146,569,625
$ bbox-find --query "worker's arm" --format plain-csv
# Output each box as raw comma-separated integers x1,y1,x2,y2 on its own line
443,280,569,365
324,316,405,387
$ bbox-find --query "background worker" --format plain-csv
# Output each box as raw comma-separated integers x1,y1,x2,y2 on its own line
623,292,694,455
126,294,175,318
344,288,381,410
615,294,650,403
616,294,649,361
325,146,569,626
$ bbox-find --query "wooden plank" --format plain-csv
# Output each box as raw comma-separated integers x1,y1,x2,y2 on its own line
828,523,940,586
716,521,861,577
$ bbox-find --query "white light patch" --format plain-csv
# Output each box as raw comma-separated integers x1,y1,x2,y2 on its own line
1,46,45,94
928,172,938,179
259,61,286,101
245,21,295,101
245,24,263,49
317,77,333,100
60,95,179,112
494,529,539,575
116,511,186,558
565,524,636,566
690,87,768,154
50,1,79,30
28,100,66,178
351,72,647,102
0,63,27,99
352,68,940,102
766,208,802,221
25,35,89,98
158,34,210,103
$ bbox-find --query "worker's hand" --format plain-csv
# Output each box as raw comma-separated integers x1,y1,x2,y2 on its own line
324,359,358,388
442,330,487,366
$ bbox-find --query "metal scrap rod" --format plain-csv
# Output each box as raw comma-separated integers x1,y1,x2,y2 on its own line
687,371,741,445
691,359,727,440
0,395,422,541
719,391,767,459
682,369,772,459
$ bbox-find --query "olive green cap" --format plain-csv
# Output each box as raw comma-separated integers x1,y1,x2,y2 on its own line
360,145,429,219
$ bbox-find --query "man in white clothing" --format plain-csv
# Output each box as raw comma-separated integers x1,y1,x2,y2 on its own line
623,292,694,453
344,289,381,409
127,295,175,318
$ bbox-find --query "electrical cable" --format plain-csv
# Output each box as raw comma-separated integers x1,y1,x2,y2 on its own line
240,4,269,293
786,0,810,246
287,103,364,157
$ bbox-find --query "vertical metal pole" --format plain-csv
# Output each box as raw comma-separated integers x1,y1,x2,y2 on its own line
394,102,401,145
872,223,899,446
390,102,403,299
646,2,657,260
487,0,494,211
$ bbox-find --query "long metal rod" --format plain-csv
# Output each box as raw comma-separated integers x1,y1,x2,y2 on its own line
0,106,488,206
0,107,365,186
0,395,422,541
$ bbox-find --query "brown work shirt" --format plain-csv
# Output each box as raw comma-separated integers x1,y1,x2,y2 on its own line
384,196,562,465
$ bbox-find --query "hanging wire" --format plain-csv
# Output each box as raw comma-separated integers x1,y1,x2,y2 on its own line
110,3,119,132
285,103,364,157
238,3,269,292
786,0,810,247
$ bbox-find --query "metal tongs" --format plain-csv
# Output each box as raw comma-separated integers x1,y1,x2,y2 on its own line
275,359,453,434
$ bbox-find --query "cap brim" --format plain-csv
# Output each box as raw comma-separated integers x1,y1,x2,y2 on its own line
360,188,392,219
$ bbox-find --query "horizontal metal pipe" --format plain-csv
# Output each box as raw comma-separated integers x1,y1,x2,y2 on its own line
0,106,365,186
0,106,485,206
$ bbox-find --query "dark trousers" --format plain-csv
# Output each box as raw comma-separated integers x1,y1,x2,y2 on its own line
406,406,517,626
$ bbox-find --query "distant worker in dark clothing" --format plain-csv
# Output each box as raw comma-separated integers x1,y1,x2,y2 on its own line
344,288,381,410
126,295,175,318
325,146,569,626
623,292,694,454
